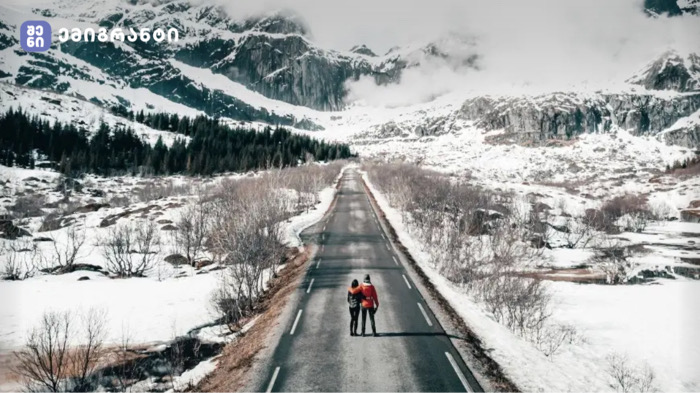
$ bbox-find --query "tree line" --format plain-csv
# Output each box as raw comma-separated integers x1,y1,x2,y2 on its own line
0,108,354,176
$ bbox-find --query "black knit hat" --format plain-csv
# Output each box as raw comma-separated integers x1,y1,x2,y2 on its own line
364,274,371,282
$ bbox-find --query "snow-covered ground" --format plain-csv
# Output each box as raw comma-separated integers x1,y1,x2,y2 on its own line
362,170,700,392
0,164,342,391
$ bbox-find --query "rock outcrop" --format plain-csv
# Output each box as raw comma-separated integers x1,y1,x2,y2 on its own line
458,92,700,147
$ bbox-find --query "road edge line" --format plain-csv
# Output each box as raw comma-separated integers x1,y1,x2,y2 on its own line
446,352,473,393
265,366,280,393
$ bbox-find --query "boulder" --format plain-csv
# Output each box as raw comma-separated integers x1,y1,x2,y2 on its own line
165,253,188,266
680,209,700,223
0,220,31,239
74,203,110,214
195,260,214,270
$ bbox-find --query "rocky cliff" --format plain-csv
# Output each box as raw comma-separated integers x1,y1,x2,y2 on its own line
459,92,700,148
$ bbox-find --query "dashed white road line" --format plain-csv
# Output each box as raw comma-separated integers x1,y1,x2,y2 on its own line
266,366,280,393
445,352,473,392
417,303,433,327
316,258,321,269
290,310,303,335
306,278,315,294
385,244,391,251
402,274,412,289
392,256,398,265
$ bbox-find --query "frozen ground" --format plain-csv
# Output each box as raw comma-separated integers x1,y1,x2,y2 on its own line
0,164,341,391
362,170,700,392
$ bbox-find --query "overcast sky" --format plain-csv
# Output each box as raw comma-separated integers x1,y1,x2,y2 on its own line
219,0,699,105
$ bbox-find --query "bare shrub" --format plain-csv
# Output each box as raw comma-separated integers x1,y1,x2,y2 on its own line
69,309,107,392
11,309,107,392
589,195,655,234
210,177,287,314
535,323,585,357
2,239,39,280
364,162,553,345
564,216,597,249
113,329,137,392
208,162,345,327
173,200,210,266
478,275,551,338
49,225,86,271
211,274,247,332
606,353,657,393
102,221,160,277
13,312,72,392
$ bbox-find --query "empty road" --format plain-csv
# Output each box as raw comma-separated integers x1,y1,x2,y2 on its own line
252,169,483,392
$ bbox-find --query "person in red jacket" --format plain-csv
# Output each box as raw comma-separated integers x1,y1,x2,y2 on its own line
360,274,379,337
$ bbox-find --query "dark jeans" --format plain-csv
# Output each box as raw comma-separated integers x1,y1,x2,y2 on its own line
349,306,360,334
361,306,376,334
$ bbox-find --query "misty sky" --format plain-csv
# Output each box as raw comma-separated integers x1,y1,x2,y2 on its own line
223,0,698,54
222,0,698,105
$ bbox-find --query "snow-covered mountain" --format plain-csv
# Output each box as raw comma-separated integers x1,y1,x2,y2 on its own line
0,0,481,126
0,0,698,150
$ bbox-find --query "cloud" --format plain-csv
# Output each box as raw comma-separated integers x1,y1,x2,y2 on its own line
219,0,700,106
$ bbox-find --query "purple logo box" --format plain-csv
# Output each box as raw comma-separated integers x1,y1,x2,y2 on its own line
20,21,52,52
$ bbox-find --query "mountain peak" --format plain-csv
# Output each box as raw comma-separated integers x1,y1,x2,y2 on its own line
350,44,376,57
627,50,700,93
245,11,308,36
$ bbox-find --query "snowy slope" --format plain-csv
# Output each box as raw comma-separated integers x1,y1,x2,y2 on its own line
0,83,189,146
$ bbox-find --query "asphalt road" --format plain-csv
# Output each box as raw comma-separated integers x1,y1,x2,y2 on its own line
254,169,483,392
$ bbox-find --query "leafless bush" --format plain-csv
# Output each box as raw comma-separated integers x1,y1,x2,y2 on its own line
364,162,553,345
101,221,161,277
211,275,247,332
595,238,630,284
113,329,137,392
564,216,597,249
478,275,551,338
606,353,657,393
208,163,344,327
210,177,287,314
2,240,39,280
173,200,210,266
69,309,107,392
281,162,345,212
9,194,47,218
588,195,655,234
48,225,86,271
13,312,72,392
535,323,585,357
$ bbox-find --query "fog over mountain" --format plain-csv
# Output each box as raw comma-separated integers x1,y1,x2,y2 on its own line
212,0,699,105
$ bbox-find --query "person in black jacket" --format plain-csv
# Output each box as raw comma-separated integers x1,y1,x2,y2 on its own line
347,279,363,336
